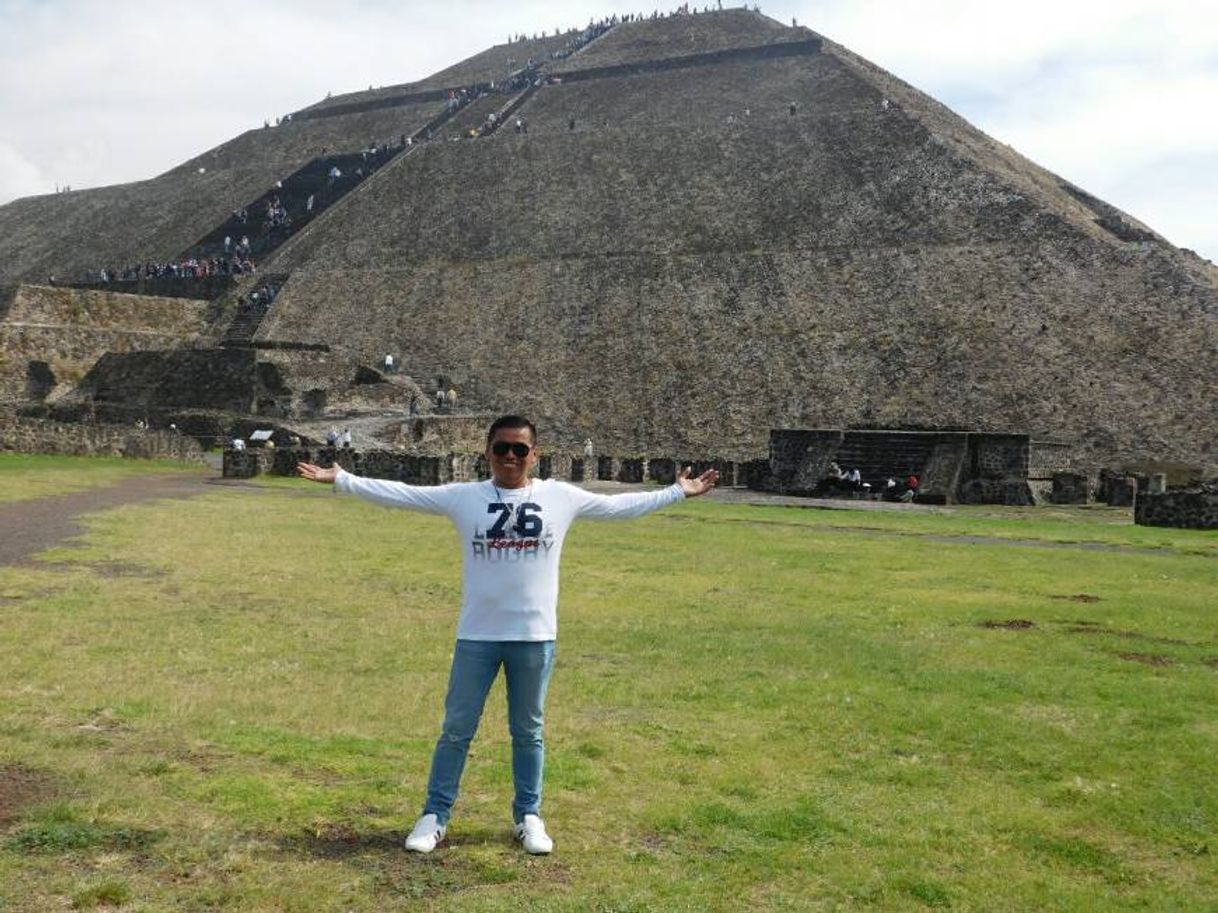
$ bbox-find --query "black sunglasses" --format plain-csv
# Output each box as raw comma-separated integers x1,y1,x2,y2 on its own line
491,441,532,458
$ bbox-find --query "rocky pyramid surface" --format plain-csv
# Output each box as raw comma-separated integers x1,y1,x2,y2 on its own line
2,9,1214,470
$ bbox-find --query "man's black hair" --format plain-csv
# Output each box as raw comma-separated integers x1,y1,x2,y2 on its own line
486,414,537,445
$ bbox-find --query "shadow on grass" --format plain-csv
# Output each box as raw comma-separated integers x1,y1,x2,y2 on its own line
276,822,568,898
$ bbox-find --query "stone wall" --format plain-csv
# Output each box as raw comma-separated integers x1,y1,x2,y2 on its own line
1049,472,1090,505
0,417,205,462
64,276,234,300
1029,441,1079,478
1135,486,1218,529
0,284,208,405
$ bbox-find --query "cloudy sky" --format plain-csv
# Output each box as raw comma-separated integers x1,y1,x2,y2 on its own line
2,0,1215,261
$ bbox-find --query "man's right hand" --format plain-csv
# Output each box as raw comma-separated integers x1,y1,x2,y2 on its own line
298,462,339,484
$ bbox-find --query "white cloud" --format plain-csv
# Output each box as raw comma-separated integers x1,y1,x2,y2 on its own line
0,140,45,199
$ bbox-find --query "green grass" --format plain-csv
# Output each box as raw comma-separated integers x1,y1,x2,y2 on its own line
0,465,1215,910
0,453,197,502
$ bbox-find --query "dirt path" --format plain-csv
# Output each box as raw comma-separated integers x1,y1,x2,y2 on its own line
0,472,256,567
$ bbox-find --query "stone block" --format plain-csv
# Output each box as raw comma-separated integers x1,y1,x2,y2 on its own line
958,478,1034,506
417,456,444,485
1107,477,1137,507
616,458,645,483
271,447,313,475
739,458,770,490
688,459,735,487
970,434,1031,478
443,455,466,482
597,456,617,481
647,458,677,484
1050,472,1090,505
1135,488,1218,529
223,449,264,478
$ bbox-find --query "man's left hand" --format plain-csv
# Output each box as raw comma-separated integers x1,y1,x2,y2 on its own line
677,466,719,498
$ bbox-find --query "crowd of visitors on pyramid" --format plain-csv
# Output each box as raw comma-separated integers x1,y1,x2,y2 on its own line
542,17,614,63
222,235,253,257
502,0,741,53
237,280,280,314
444,87,481,114
263,196,291,230
92,254,255,284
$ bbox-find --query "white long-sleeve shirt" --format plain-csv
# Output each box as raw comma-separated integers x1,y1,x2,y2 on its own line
334,469,685,641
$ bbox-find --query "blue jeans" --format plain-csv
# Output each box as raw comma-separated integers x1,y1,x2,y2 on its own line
423,639,556,826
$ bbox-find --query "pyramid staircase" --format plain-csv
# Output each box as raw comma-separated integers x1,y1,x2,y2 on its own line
220,275,289,346
177,148,403,264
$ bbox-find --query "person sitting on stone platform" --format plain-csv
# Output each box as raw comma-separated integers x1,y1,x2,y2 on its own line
815,461,847,495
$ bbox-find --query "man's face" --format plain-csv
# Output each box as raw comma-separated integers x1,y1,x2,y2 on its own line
487,426,538,488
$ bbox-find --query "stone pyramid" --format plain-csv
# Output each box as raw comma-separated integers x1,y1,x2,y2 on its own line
2,9,1215,471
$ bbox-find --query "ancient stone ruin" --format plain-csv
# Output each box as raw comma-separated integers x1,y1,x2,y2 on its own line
2,10,1216,510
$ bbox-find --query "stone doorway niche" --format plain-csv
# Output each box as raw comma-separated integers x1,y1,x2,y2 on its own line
26,361,56,401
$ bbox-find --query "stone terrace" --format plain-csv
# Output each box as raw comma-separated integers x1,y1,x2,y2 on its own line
525,53,868,131
0,284,208,406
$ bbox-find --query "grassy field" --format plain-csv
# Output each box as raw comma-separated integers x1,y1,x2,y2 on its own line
0,453,197,503
0,462,1215,911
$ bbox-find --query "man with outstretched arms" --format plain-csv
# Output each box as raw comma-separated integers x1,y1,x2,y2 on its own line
298,415,718,855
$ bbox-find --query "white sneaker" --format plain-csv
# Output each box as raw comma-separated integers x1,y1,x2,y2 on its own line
514,814,553,854
404,813,446,853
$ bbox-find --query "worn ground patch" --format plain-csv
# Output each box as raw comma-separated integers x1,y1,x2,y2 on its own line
0,764,57,828
1116,652,1174,667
